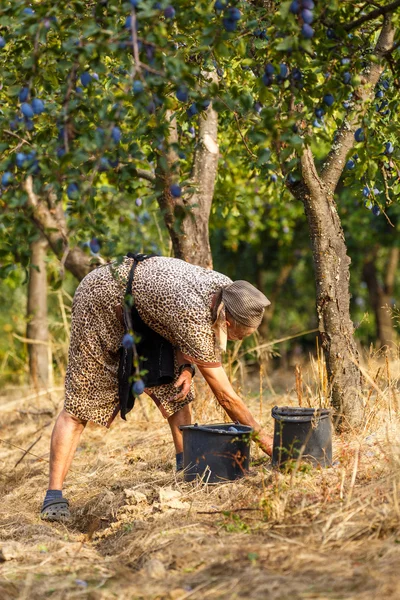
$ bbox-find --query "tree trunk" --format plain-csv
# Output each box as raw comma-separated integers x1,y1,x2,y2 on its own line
157,75,219,269
297,148,363,425
27,235,49,389
363,247,398,349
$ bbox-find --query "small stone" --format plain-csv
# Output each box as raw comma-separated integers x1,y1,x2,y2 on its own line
170,589,188,600
124,489,148,504
0,542,24,561
144,558,166,579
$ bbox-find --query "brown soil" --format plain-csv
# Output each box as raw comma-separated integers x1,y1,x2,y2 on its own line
1,371,400,600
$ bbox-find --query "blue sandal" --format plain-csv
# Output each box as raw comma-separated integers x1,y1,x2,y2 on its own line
40,498,70,522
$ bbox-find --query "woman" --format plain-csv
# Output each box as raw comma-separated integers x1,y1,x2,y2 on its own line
41,254,273,521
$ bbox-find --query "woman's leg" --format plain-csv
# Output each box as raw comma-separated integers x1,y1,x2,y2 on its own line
167,403,191,454
48,409,87,490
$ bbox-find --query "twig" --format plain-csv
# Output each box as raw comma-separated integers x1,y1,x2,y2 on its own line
343,0,400,31
4,130,33,146
14,435,42,467
0,438,47,464
216,96,257,158
130,9,141,78
237,328,319,360
196,507,261,514
18,409,54,416
380,163,392,205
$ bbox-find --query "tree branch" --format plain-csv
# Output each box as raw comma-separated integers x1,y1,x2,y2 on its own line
343,0,400,31
24,176,93,281
133,168,156,183
320,16,395,193
300,146,324,197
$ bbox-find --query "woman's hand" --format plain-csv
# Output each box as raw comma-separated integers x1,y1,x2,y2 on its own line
198,364,273,456
173,368,193,401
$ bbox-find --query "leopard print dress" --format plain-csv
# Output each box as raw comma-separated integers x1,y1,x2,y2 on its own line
64,256,232,427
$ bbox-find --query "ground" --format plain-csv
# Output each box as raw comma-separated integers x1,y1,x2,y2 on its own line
1,361,400,600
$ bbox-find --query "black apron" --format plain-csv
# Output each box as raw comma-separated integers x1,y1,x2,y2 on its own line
118,253,175,420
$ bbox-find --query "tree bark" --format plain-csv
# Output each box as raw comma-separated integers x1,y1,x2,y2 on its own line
27,235,49,389
157,74,219,269
363,247,399,349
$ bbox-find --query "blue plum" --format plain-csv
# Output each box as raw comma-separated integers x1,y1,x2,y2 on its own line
354,128,364,142
176,87,189,102
1,172,13,186
31,98,44,114
301,24,314,39
170,184,182,197
80,72,92,87
265,63,275,75
343,72,351,84
133,379,145,395
227,7,241,20
164,5,176,19
122,333,135,349
89,238,101,253
16,153,27,168
19,87,29,102
133,80,144,93
223,18,237,32
67,183,79,199
384,141,394,154
302,9,313,24
111,126,121,144
323,94,334,107
21,103,34,118
372,205,380,216
187,103,198,117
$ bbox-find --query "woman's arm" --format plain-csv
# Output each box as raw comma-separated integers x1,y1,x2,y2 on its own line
198,364,273,456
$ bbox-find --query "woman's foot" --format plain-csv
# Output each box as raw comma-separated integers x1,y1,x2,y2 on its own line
40,490,71,522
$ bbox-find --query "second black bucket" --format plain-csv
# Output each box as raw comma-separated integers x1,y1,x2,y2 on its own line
272,406,332,468
180,423,253,483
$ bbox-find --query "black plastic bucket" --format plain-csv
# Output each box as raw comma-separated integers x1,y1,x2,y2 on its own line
179,423,253,483
271,406,332,468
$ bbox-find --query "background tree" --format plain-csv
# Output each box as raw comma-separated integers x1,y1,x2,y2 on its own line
26,235,49,389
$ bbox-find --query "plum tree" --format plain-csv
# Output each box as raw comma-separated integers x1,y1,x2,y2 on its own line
0,0,399,424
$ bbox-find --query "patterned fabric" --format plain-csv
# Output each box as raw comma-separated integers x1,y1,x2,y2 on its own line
64,256,232,427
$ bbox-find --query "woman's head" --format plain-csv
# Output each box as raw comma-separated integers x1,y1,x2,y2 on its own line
212,281,270,345
225,311,257,340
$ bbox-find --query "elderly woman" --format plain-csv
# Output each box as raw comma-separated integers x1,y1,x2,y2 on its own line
41,254,273,521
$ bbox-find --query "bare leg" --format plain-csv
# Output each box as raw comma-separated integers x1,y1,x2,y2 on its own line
48,409,87,490
167,404,191,454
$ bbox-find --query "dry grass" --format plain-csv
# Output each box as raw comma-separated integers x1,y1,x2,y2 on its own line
1,353,400,600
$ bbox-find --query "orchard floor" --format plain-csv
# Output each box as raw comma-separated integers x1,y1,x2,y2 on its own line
1,369,400,600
